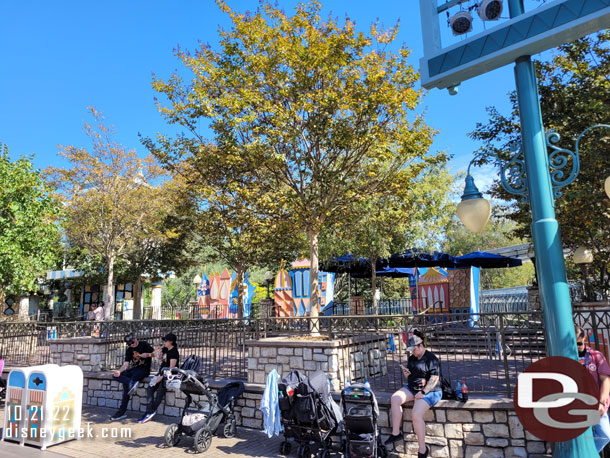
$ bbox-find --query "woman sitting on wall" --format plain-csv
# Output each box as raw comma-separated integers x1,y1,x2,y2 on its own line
385,329,441,458
137,332,180,423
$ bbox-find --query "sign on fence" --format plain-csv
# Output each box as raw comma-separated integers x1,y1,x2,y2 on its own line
45,327,57,340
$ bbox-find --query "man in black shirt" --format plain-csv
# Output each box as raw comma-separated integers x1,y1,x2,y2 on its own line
110,334,154,421
385,330,441,458
138,332,180,423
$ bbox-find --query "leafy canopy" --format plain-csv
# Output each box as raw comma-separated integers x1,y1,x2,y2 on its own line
0,144,62,297
147,0,440,316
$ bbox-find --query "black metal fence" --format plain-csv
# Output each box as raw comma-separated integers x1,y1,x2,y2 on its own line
2,309,610,397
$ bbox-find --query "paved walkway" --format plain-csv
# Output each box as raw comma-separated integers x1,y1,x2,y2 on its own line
0,406,284,458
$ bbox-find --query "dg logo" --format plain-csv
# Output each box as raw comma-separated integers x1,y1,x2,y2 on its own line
514,356,601,442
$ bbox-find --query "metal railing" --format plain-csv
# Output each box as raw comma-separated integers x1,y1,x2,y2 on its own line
2,308,610,397
325,298,414,316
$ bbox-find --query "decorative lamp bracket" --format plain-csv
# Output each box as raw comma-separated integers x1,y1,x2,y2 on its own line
545,124,610,198
499,142,529,202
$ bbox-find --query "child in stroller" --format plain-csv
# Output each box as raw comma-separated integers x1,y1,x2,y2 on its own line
163,366,244,453
278,370,343,458
341,383,387,458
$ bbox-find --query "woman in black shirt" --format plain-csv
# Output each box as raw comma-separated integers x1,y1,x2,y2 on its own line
385,329,441,458
138,332,180,423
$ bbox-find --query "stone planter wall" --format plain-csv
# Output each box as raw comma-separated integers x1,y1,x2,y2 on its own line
49,337,123,372
62,370,548,458
247,335,387,391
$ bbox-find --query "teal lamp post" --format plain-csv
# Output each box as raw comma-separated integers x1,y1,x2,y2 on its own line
419,0,610,455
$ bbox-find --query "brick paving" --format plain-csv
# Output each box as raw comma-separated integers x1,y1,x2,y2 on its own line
0,406,284,458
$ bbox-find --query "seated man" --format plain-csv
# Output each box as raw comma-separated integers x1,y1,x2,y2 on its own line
110,334,154,421
138,332,180,423
385,330,441,458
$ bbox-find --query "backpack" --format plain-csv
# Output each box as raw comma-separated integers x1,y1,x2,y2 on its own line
181,354,201,373
440,375,457,400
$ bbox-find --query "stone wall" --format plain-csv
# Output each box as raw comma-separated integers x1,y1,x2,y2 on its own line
527,286,541,310
38,336,550,457
49,337,123,372
247,336,387,391
76,370,548,458
82,371,264,429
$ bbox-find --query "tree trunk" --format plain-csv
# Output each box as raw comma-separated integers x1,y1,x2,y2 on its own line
371,256,378,315
236,267,245,320
133,275,142,320
105,256,115,320
308,230,320,335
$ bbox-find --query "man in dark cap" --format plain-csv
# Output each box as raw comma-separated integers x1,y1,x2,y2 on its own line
137,332,180,423
110,334,154,421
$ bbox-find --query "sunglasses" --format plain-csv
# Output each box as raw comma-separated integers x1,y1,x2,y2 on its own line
577,342,585,347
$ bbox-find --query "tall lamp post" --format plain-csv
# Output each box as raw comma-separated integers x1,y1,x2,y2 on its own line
420,0,610,455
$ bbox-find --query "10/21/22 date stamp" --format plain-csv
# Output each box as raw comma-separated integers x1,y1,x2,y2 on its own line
7,404,73,423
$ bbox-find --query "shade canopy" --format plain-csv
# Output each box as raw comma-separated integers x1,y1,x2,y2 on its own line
320,254,387,276
455,251,522,268
389,250,459,268
376,267,415,277
350,266,415,279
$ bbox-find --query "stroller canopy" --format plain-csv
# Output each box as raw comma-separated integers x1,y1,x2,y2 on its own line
217,381,245,408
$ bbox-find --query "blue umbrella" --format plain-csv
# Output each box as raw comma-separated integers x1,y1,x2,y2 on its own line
349,266,414,279
320,254,387,275
455,251,522,268
389,250,459,268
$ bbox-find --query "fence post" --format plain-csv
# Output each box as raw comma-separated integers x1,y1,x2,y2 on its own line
213,319,218,378
591,310,601,352
499,315,512,398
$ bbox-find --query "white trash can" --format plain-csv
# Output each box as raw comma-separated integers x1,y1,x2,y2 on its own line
2,364,58,444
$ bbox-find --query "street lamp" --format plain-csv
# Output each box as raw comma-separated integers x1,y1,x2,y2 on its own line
573,246,593,265
574,246,594,303
192,274,202,301
457,166,491,233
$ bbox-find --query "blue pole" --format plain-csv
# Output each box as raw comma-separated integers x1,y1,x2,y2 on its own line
508,1,597,456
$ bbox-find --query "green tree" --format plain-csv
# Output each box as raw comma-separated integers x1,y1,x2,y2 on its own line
0,144,62,316
48,108,181,319
470,31,610,297
147,0,438,320
322,164,453,313
443,217,534,289
148,147,305,319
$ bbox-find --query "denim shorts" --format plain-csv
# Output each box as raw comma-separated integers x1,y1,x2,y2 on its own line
405,386,442,407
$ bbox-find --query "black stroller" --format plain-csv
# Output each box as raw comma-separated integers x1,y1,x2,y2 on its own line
341,383,386,458
163,366,244,453
278,370,343,458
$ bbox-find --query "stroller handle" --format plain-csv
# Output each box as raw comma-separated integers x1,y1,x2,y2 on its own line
166,367,219,406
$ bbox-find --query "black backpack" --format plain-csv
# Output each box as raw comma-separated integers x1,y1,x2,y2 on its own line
440,375,457,400
181,354,201,373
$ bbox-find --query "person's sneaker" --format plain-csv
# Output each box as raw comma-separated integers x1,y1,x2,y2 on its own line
137,412,156,424
110,411,127,421
384,433,402,445
127,382,139,397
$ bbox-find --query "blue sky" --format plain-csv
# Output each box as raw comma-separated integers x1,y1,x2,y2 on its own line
0,0,546,192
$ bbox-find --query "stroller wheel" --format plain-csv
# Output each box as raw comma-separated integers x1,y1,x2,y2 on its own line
194,428,213,453
298,444,311,458
164,423,181,447
377,443,388,458
221,421,236,438
280,441,291,455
